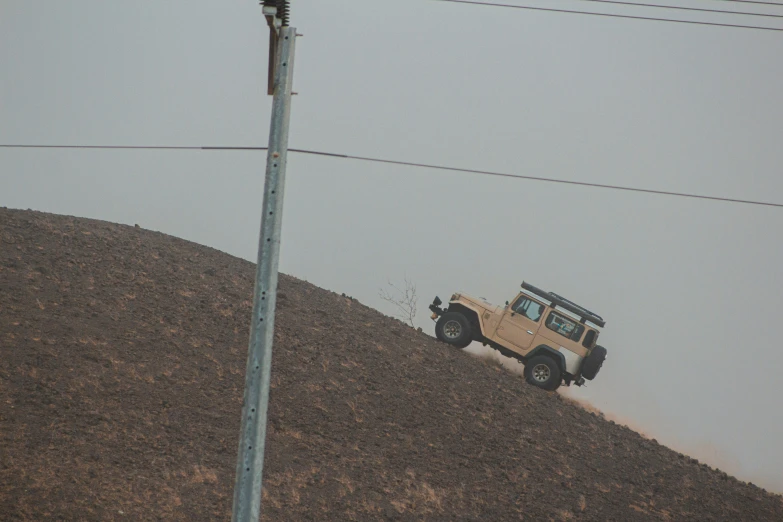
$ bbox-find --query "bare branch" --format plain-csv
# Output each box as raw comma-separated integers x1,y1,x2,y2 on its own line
378,277,418,328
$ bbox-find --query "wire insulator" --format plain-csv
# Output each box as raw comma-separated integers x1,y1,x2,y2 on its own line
277,0,290,26
261,0,289,25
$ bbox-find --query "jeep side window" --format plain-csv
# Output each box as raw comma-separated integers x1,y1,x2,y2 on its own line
545,311,584,341
571,323,585,342
583,329,597,348
512,297,544,322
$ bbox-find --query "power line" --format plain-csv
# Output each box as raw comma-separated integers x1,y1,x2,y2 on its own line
575,0,783,19
3,143,781,208
714,0,783,7
290,149,783,209
0,144,267,151
432,0,783,32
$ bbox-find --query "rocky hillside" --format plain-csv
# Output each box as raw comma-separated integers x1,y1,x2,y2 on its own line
1,208,781,521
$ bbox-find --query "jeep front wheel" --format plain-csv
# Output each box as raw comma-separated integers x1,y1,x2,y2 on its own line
523,355,562,391
435,312,473,348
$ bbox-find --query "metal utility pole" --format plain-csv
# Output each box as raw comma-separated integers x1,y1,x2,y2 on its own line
231,2,296,520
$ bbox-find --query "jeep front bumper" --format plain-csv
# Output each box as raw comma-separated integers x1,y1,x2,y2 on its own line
429,296,445,320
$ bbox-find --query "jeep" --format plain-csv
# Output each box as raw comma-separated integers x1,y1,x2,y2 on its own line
429,282,607,391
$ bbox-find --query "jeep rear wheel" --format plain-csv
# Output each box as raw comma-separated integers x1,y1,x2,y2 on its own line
581,345,607,380
523,355,562,391
435,312,473,349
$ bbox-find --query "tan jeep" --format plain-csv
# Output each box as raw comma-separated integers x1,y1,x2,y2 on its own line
429,282,607,391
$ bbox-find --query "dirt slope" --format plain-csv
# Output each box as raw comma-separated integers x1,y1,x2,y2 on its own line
1,208,781,521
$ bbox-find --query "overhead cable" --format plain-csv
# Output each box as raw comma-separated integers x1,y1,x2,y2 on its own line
3,143,781,208
574,0,783,19
432,0,783,32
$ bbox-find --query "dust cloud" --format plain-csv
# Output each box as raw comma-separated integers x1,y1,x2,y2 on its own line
463,343,526,376
463,344,783,494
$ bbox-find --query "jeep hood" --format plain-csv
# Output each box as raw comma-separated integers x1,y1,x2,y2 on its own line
453,293,503,313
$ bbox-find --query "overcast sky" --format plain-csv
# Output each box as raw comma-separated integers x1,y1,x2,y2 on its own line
2,0,782,493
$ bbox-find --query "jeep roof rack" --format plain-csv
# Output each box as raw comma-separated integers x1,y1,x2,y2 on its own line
521,282,606,328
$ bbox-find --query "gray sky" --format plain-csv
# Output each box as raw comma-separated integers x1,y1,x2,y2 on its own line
2,0,782,492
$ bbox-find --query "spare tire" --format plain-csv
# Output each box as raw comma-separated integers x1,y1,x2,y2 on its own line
581,345,607,380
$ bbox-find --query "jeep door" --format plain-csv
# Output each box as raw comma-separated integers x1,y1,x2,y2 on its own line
496,294,544,351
